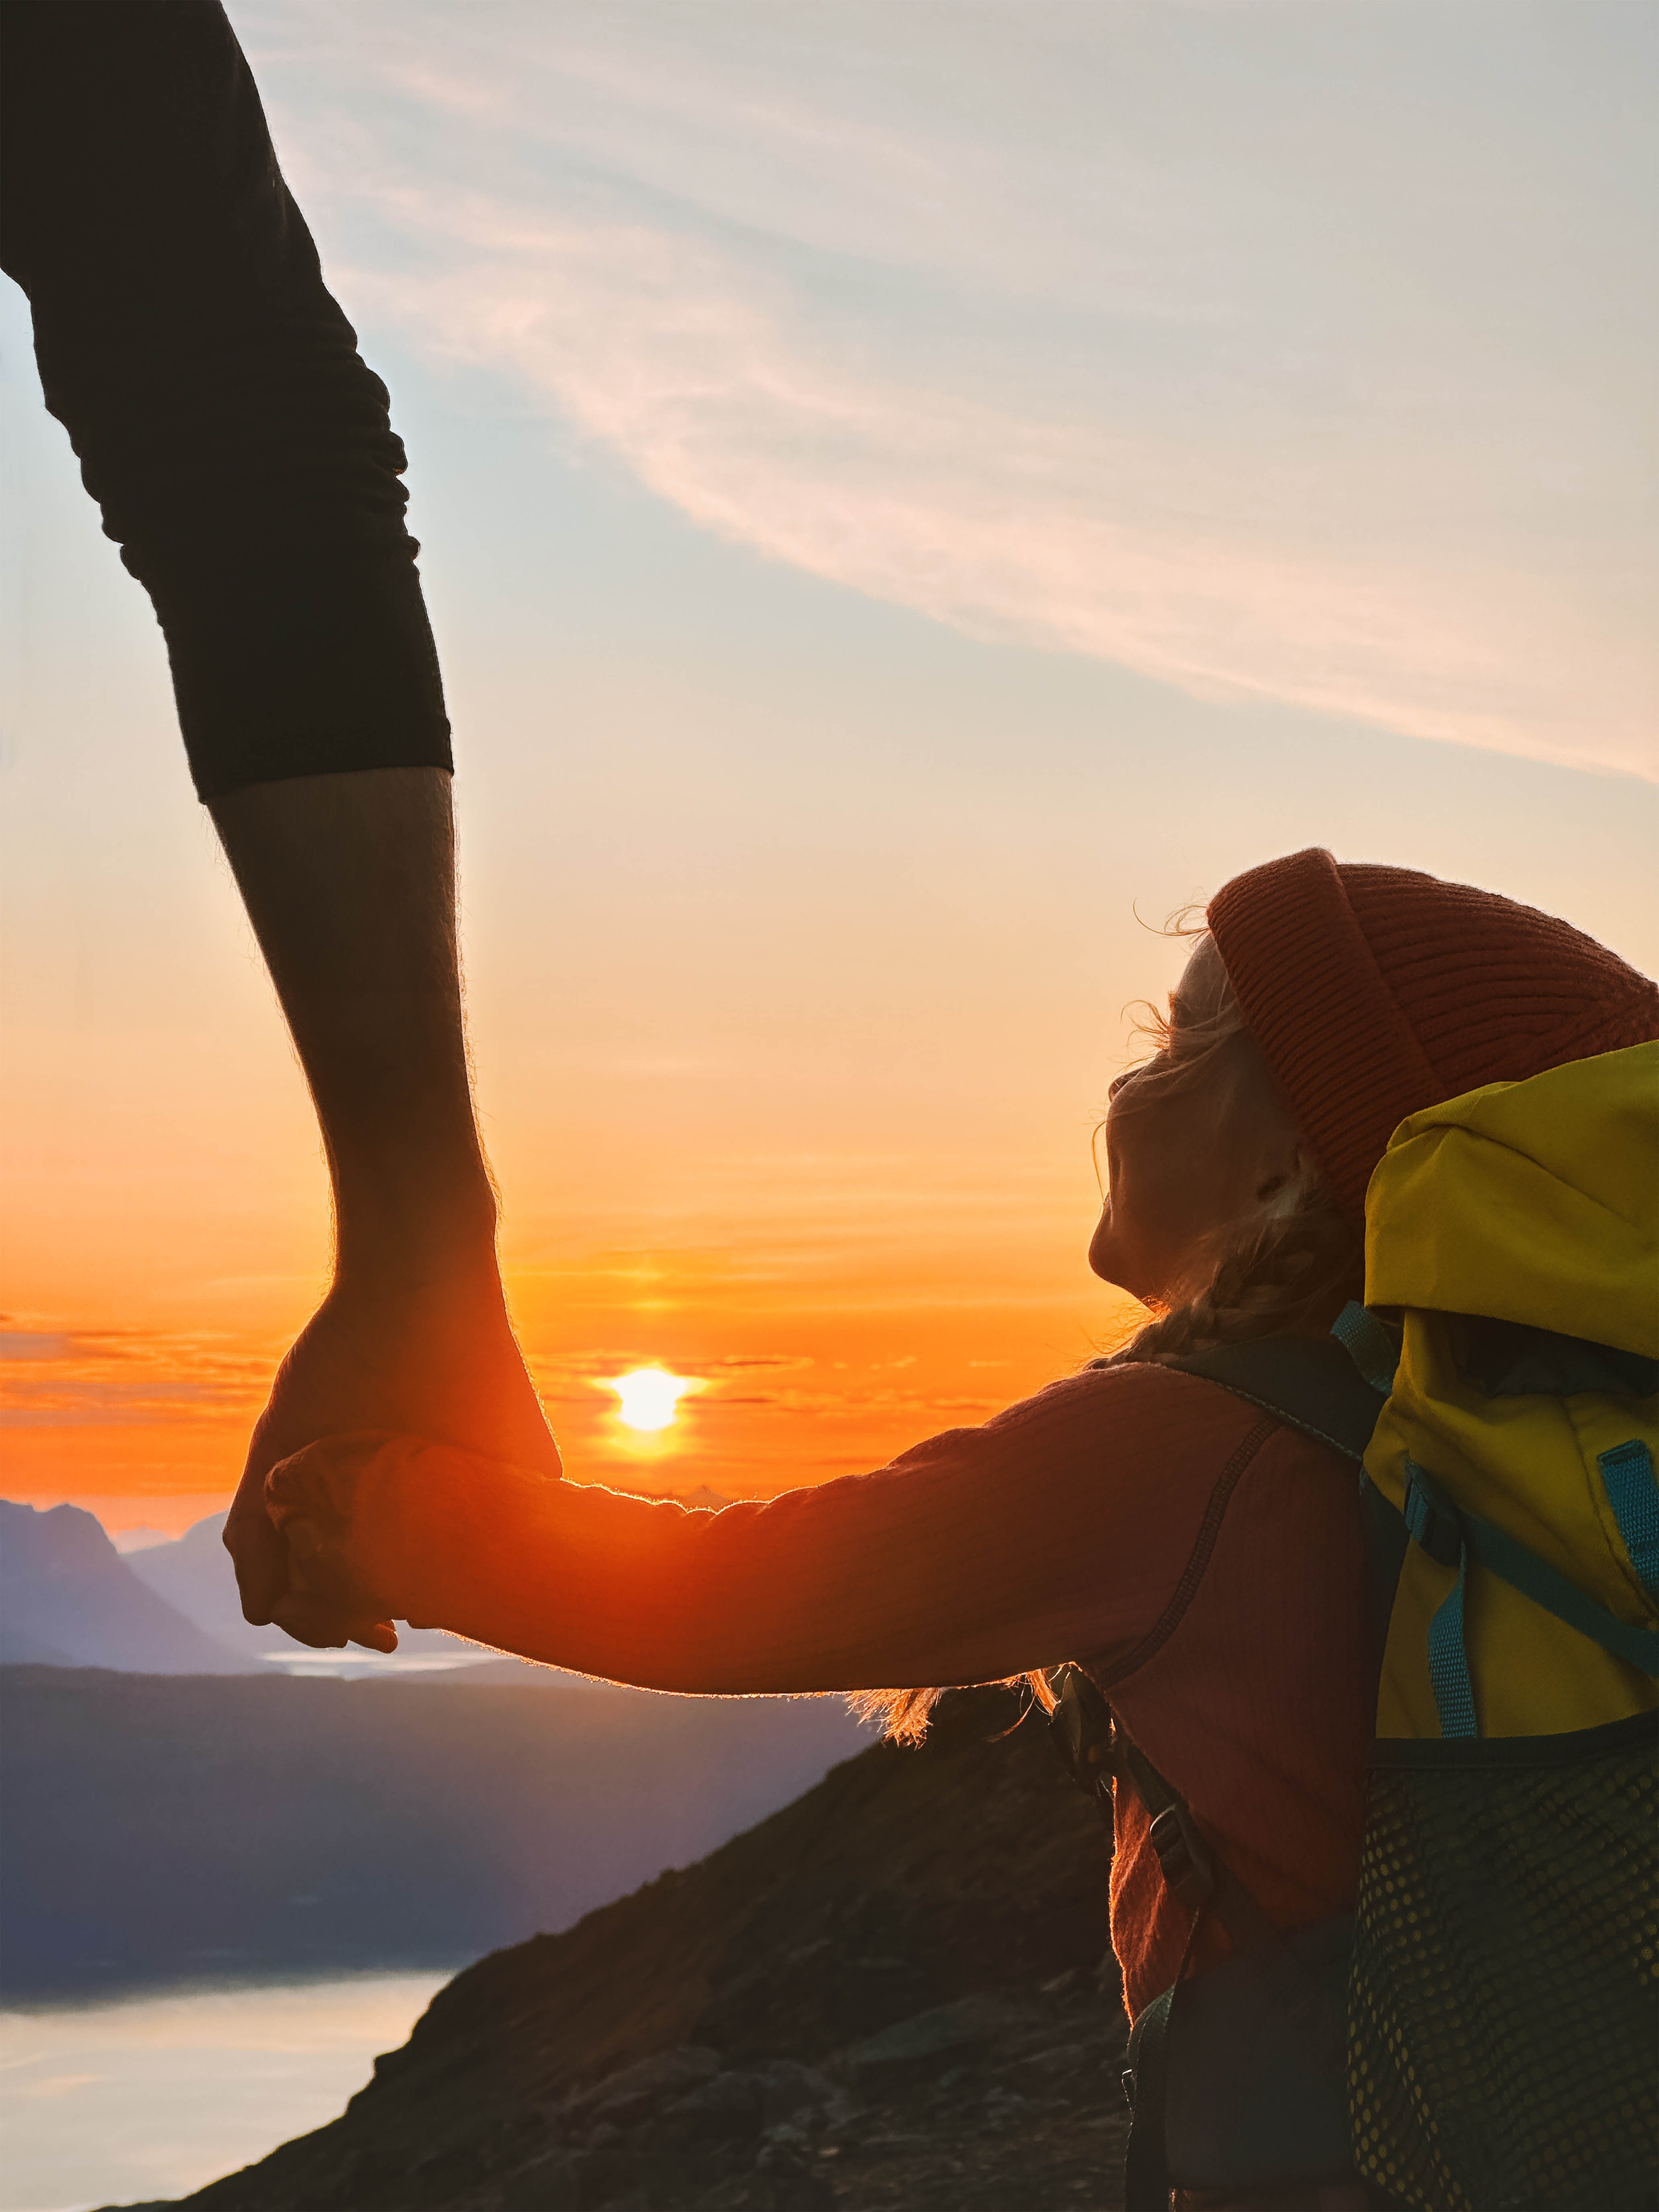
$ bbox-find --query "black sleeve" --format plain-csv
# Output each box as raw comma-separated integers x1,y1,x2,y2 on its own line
0,0,452,799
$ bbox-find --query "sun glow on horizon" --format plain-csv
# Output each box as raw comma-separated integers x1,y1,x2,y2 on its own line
605,1367,698,1433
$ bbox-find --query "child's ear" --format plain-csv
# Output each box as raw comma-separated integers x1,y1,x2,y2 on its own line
1253,1140,1305,1209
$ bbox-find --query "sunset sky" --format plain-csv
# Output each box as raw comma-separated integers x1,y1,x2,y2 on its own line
3,0,1655,1536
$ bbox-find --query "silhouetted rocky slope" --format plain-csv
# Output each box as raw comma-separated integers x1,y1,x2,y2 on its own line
131,1688,1129,2211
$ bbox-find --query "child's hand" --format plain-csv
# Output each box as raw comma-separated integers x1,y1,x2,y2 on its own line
262,1432,401,1651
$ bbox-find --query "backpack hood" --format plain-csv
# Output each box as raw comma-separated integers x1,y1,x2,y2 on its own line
1363,1041,1658,1360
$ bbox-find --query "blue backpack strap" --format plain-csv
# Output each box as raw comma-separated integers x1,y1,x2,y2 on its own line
1397,1455,1659,1739
1163,1325,1659,1735
1396,1462,1480,1738
1599,1439,1659,1602
1332,1299,1401,1394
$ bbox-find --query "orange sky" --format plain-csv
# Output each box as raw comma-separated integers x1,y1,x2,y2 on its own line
0,900,1149,1527
4,589,1654,1538
4,0,1657,1538
0,1166,1145,1530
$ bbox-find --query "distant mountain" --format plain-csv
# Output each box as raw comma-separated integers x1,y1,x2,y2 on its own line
0,1663,872,1999
126,1510,620,1672
111,1525,172,1554
120,1511,271,1653
124,1688,1126,2212
0,1502,257,1675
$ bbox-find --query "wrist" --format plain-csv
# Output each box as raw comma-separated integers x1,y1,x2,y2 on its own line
331,1160,500,1284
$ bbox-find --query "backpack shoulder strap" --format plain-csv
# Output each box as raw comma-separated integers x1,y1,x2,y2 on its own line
1161,1331,1390,1465
1164,1321,1406,1705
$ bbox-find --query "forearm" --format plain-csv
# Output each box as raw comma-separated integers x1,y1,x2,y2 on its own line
210,767,494,1279
4,4,564,1651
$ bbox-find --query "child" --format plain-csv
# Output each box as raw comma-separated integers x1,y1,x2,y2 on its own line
263,846,1659,2211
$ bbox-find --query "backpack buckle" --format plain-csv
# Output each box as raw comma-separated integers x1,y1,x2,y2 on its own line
1048,1665,1116,1805
1402,1462,1464,1568
1147,1803,1216,1918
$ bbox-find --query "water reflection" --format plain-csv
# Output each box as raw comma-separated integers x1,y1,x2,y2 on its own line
0,1972,450,2212
258,1648,504,1680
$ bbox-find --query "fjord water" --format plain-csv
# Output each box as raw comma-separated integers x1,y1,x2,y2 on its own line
0,1973,450,2212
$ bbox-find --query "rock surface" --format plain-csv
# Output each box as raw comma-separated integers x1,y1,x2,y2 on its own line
111,1686,1130,2210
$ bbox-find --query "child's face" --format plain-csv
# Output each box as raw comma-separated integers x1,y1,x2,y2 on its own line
1087,935,1302,1306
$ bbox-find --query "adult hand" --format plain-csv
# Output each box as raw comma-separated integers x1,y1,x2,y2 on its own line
225,1248,561,1651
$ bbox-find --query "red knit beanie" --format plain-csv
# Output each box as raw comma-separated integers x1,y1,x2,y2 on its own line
1206,848,1659,1217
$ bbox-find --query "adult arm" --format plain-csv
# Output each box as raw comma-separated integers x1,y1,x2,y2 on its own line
1,3,551,1639
211,769,561,1647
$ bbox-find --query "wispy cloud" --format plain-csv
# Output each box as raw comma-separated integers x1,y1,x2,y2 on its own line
245,0,1657,775
0,1331,75,1361
0,1324,269,1426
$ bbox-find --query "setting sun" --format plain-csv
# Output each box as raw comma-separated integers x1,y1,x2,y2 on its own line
606,1368,698,1433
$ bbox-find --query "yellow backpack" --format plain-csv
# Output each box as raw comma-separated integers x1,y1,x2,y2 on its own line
1057,1040,1658,2212
1339,1038,1659,2208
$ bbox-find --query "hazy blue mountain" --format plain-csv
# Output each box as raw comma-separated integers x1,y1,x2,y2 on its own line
123,1509,352,1665
125,1507,723,1677
111,1525,173,1553
0,1502,257,1674
0,1664,873,1998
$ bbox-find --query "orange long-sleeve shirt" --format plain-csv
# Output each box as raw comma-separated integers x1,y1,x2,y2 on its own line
274,1361,1371,2017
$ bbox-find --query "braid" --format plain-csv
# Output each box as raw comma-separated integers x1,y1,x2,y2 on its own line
1098,1180,1363,1368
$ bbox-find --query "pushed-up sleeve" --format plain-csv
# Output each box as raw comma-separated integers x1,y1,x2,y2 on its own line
0,0,452,798
267,1363,1275,1695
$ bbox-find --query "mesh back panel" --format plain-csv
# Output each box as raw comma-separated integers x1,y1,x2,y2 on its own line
1347,1728,1659,2210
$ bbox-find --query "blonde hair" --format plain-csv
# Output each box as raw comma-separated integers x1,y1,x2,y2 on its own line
851,931,1362,1745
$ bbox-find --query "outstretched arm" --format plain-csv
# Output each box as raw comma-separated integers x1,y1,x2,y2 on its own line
261,1364,1269,1691
212,768,560,1647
